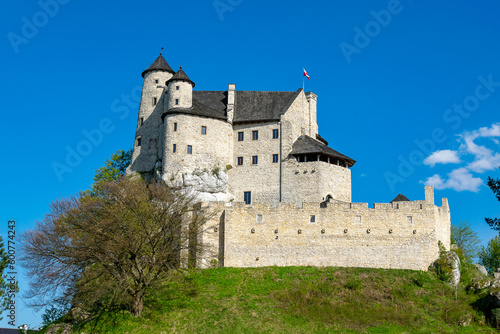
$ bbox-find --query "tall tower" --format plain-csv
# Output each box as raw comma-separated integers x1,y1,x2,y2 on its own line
130,52,175,173
166,66,195,110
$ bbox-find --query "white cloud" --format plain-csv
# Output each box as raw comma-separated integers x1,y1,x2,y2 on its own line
423,150,461,167
459,123,500,173
423,167,483,192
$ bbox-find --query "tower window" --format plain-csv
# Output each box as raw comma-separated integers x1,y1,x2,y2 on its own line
187,145,192,154
309,215,316,223
407,216,413,224
155,79,159,84
252,156,258,165
153,97,157,106
173,123,177,131
136,137,141,147
176,85,179,90
273,129,279,139
173,144,176,153
201,126,207,135
252,130,258,140
272,154,279,163
238,132,244,141
175,99,179,105
140,117,144,126
244,191,251,205
237,157,243,165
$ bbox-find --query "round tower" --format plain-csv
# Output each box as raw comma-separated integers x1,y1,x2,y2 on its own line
166,66,195,110
130,52,175,173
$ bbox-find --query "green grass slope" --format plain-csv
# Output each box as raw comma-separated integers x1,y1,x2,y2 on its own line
62,266,496,333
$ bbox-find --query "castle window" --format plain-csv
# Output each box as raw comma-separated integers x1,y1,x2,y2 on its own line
252,156,258,165
174,123,177,131
237,157,243,165
187,145,192,154
176,85,179,90
272,154,279,163
153,97,157,106
309,215,316,223
140,117,144,126
355,215,362,224
173,144,176,153
256,214,263,224
273,129,279,139
407,216,413,224
244,191,251,205
136,137,141,147
238,132,244,141
252,130,258,140
201,126,207,135
175,99,179,105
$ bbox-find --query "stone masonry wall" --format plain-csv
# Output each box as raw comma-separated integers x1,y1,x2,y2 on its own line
281,159,351,204
163,114,233,174
200,188,450,271
130,71,172,172
228,122,281,202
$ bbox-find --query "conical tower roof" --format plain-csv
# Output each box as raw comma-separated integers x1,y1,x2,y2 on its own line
166,66,195,87
141,53,175,78
390,194,410,203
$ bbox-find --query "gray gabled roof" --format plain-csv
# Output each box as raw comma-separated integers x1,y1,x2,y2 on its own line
290,135,356,167
142,54,175,77
166,66,195,87
162,98,227,121
390,194,410,203
233,90,301,123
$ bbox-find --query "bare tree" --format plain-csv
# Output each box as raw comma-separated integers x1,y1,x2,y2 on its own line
20,178,213,317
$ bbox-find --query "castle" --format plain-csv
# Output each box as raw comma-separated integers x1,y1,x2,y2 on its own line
127,53,451,271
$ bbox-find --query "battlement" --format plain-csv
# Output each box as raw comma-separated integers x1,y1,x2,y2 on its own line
199,185,450,271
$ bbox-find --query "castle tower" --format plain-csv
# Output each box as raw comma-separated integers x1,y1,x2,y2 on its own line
166,66,195,110
130,52,175,173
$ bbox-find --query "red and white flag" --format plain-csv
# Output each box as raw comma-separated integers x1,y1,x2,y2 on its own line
303,68,309,80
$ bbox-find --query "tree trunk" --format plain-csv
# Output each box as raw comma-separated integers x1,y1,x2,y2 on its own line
131,295,144,317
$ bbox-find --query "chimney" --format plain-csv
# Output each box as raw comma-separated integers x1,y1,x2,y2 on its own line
227,83,235,124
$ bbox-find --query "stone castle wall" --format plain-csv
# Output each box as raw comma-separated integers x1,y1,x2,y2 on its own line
130,71,172,172
229,122,281,203
281,159,351,204
163,114,233,174
199,186,450,271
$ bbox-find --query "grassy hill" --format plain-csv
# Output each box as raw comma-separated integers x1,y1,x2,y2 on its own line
50,266,497,333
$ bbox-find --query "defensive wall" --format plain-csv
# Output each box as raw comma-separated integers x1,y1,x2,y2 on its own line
199,186,450,271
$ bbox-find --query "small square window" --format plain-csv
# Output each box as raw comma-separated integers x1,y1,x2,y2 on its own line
355,215,362,224
176,86,179,90
256,214,263,224
237,157,243,165
140,117,144,126
252,156,258,165
238,132,244,141
407,216,413,224
273,129,279,139
173,123,177,131
153,97,157,106
175,99,179,105
272,154,279,163
136,137,141,147
187,145,192,154
252,130,258,140
201,126,207,135
155,79,159,84
173,144,176,153
309,215,316,223
244,191,251,205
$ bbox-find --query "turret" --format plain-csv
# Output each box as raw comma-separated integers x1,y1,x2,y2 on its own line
130,52,175,173
166,66,195,110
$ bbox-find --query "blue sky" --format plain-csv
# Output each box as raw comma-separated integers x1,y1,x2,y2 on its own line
1,0,500,329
